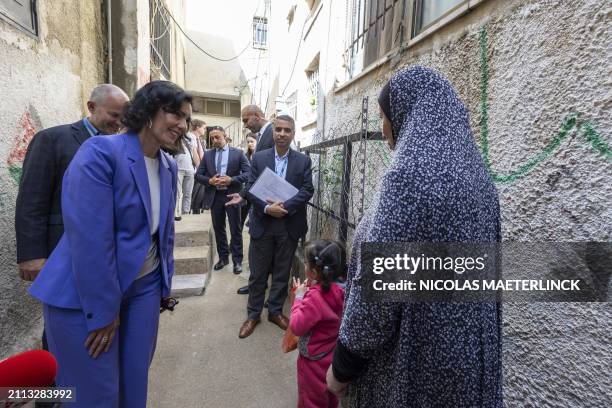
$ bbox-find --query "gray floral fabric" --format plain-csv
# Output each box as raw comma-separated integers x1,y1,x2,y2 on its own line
339,66,503,407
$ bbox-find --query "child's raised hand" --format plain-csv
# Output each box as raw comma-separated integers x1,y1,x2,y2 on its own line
292,276,301,289
295,281,308,298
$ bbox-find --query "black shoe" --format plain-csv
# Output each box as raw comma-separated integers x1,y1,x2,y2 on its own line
233,264,242,274
213,259,229,271
174,216,182,221
237,286,249,295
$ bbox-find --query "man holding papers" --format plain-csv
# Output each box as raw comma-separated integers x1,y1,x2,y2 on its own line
238,115,314,339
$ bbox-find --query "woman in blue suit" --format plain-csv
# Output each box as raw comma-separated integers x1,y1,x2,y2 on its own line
30,81,192,407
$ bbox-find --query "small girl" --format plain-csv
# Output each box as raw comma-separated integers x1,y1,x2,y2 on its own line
290,240,346,408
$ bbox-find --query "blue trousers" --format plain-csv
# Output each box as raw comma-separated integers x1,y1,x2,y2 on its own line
43,269,161,408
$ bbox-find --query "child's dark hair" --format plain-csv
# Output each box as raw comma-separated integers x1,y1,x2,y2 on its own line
304,240,347,292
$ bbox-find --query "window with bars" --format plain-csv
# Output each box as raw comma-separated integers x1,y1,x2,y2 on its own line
345,0,478,80
0,0,38,36
150,0,171,79
412,0,463,36
253,16,268,49
345,0,403,79
307,69,319,112
193,97,241,118
306,55,320,113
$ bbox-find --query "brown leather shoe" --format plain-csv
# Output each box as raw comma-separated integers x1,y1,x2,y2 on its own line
267,314,289,331
238,319,259,338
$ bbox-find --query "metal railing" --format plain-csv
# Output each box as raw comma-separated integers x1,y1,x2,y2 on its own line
300,97,392,248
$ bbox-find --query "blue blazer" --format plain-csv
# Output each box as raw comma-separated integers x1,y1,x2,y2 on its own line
30,132,177,332
245,148,313,241
194,147,250,209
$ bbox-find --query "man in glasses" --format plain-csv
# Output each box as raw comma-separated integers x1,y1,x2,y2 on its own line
238,115,313,339
195,126,250,274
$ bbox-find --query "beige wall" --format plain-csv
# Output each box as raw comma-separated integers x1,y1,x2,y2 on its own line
0,0,107,357
288,0,611,405
184,0,272,145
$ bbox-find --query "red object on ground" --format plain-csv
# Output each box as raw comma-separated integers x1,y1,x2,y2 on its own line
0,349,57,387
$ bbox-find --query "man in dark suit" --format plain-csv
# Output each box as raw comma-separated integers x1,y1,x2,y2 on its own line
238,115,313,339
241,104,274,152
195,126,250,274
15,84,129,282
235,104,273,295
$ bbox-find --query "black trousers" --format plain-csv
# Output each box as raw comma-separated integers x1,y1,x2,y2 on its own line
240,202,251,231
247,219,298,319
210,190,243,264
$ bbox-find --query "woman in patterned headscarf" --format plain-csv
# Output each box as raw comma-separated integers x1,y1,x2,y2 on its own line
326,66,503,407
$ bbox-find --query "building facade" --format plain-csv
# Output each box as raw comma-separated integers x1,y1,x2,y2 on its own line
267,0,611,405
184,0,271,147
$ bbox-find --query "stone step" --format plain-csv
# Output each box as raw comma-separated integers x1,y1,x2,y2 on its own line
174,246,211,275
174,229,210,247
174,214,212,248
170,274,209,298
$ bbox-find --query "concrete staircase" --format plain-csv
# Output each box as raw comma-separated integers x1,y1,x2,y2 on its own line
170,213,215,297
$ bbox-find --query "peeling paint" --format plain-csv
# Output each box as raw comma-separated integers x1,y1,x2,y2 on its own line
6,109,38,184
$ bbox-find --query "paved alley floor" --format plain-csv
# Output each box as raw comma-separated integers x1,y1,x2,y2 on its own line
148,225,297,408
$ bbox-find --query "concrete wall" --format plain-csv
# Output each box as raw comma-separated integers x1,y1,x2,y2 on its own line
0,0,107,358
315,0,611,405
267,0,349,146
185,30,246,97
112,0,150,95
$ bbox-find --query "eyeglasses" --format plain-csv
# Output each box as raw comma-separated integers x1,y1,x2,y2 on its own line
160,297,179,313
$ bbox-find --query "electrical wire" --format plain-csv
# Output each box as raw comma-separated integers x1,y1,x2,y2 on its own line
158,0,262,62
280,15,309,97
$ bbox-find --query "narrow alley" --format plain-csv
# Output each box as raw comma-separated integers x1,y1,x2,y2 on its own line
147,214,297,408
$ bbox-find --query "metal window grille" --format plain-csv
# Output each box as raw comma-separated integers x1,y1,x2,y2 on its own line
345,0,402,79
0,0,38,36
253,16,268,49
150,0,171,79
307,68,319,111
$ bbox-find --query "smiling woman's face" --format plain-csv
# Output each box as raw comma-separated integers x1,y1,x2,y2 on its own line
151,101,192,147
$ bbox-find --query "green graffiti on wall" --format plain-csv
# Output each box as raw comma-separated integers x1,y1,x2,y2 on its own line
478,28,610,183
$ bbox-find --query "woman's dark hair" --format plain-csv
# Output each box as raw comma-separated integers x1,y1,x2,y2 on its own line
122,80,193,133
246,133,257,158
304,240,347,292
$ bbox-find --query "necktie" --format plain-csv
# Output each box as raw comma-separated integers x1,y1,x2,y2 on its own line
216,149,223,174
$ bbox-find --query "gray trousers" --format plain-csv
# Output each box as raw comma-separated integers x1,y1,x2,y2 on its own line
175,170,194,216
247,219,298,320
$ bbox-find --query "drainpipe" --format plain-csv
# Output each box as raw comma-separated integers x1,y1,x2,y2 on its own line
107,0,113,83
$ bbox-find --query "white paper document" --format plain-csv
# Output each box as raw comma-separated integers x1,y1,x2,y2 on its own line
249,167,299,203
